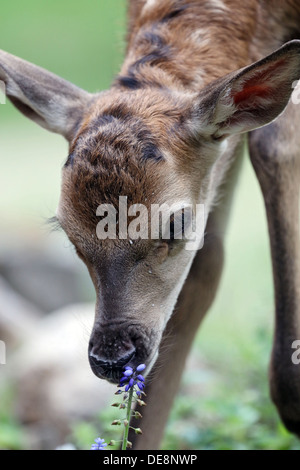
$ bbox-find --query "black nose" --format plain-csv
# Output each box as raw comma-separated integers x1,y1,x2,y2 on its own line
88,346,136,382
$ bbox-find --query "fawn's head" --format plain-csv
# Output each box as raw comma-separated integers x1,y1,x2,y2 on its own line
1,40,300,382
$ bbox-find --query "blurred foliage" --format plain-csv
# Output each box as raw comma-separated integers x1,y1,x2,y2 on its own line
0,0,127,103
0,384,27,450
163,325,300,450
0,0,126,229
1,0,300,451
71,406,123,451
68,322,300,450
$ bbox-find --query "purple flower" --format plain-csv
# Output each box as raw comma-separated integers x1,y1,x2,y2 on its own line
137,382,145,391
118,364,146,392
91,438,107,450
119,376,128,385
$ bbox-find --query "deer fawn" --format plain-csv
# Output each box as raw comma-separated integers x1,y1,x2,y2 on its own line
1,0,300,449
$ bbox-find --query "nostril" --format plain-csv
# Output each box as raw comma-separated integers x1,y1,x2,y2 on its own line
88,347,136,375
89,351,110,368
116,349,136,367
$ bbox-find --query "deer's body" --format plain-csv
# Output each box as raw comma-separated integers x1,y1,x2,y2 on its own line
1,0,300,449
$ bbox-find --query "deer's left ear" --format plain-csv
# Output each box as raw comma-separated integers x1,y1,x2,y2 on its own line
0,49,93,141
196,40,300,139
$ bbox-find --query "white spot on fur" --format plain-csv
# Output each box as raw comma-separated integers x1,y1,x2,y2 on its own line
219,139,229,154
189,29,211,47
207,0,229,11
142,0,159,14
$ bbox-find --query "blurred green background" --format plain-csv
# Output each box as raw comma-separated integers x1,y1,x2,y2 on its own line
0,0,299,450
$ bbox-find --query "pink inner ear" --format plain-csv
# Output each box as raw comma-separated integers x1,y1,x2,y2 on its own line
233,84,271,105
232,57,288,107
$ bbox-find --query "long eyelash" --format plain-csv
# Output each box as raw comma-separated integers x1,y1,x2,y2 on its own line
46,216,63,232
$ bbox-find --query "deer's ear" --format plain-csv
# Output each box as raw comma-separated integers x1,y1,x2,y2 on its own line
0,50,93,141
196,40,300,139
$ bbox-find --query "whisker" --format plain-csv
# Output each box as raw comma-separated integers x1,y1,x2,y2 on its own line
45,215,63,232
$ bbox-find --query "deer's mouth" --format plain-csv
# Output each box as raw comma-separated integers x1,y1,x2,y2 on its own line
88,325,161,384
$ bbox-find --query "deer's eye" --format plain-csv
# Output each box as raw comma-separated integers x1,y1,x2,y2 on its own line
162,211,186,244
154,241,169,258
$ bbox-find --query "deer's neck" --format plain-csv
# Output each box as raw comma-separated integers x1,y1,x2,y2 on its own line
121,0,300,93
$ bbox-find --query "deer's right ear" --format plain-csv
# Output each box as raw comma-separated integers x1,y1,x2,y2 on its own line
193,40,300,140
0,50,93,141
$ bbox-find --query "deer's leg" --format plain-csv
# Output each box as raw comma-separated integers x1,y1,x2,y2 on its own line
249,101,300,435
129,139,245,450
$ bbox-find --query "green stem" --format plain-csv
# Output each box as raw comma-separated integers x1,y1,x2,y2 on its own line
122,387,134,450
